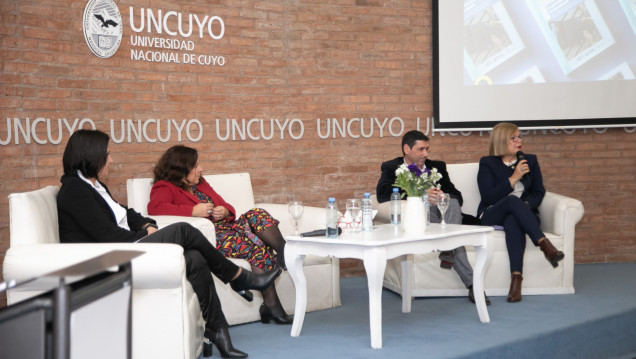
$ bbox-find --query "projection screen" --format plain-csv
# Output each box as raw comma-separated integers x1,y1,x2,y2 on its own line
433,0,636,131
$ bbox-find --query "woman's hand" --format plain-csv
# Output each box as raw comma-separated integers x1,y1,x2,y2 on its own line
211,206,229,221
510,159,529,186
146,226,158,235
192,203,215,217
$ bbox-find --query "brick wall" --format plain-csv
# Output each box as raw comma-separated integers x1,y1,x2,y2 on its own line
1,0,635,307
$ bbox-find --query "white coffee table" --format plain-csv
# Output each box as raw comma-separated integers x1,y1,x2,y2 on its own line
285,223,493,349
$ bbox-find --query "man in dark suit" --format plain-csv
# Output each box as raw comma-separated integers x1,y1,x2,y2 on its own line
376,130,490,305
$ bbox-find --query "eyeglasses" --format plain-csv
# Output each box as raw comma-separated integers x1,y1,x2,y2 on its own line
510,136,524,142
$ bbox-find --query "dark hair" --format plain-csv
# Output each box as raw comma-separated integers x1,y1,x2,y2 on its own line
401,130,429,155
153,145,199,190
62,129,110,179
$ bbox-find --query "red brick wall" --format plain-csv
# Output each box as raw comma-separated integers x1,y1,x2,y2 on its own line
1,0,635,307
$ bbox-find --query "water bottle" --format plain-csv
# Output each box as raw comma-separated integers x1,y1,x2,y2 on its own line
326,197,339,238
422,193,431,225
390,188,401,225
361,193,373,231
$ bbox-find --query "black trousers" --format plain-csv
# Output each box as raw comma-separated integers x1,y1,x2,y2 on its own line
139,222,240,330
480,196,546,274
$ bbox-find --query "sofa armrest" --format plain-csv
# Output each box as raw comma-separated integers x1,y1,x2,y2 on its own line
256,203,327,236
538,191,585,236
3,243,187,291
148,215,217,246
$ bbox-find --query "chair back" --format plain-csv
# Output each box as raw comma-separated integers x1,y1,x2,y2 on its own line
446,163,480,217
204,173,255,216
9,186,60,246
126,178,155,216
126,173,256,217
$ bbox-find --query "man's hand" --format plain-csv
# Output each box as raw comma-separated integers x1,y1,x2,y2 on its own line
427,187,443,205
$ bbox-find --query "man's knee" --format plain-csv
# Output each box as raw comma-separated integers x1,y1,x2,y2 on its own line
447,198,462,224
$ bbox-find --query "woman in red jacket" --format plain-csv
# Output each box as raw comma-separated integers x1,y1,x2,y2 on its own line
148,145,292,325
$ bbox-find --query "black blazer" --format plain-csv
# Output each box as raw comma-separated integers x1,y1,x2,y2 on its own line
476,154,545,217
57,174,155,243
376,157,463,205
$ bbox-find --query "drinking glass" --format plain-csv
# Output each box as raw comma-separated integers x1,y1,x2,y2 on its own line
346,199,362,232
288,201,304,235
437,193,450,227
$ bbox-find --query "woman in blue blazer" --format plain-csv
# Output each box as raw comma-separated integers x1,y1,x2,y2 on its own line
477,123,564,303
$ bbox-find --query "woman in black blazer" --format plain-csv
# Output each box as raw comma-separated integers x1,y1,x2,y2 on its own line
57,129,280,358
477,123,564,303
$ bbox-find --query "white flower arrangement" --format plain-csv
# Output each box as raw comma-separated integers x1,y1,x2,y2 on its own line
393,163,442,198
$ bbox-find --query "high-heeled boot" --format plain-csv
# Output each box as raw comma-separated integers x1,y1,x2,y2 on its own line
507,273,523,303
260,303,293,324
230,267,281,302
204,327,248,358
259,284,293,324
258,225,287,270
539,238,564,268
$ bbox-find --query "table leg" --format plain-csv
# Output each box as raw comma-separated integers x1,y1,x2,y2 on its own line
400,254,414,313
285,243,307,337
363,247,387,349
473,234,491,323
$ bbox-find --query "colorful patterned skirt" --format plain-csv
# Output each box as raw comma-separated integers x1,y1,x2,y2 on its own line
213,208,280,272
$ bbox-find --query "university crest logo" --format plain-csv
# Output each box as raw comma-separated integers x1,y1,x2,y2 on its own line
83,0,123,58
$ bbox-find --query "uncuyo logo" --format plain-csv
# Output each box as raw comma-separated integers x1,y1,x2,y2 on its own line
83,0,123,58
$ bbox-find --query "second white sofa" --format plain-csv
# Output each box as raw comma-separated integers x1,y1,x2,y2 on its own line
375,163,585,298
127,172,342,325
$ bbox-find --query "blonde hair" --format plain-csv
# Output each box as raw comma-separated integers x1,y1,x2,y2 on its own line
489,122,518,156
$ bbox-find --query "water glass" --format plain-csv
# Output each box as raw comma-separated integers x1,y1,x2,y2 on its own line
288,201,304,235
345,198,362,232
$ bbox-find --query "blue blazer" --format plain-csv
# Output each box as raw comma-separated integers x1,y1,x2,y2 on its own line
476,154,545,217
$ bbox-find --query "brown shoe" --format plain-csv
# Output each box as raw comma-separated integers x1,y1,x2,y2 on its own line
507,273,523,303
539,238,564,268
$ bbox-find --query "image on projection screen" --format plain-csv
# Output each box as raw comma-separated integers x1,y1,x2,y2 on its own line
462,0,633,84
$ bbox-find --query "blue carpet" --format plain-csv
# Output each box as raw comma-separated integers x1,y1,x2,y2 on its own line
213,263,636,359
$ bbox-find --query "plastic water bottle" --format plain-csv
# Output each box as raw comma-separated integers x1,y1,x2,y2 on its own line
361,193,373,231
422,193,430,224
390,188,401,225
326,198,339,238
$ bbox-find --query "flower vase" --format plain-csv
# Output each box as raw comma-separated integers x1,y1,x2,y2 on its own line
402,196,427,234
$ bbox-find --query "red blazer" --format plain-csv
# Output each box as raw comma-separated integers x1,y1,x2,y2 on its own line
148,177,237,221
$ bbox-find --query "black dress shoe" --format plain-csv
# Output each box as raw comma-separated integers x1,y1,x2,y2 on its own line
230,267,281,302
259,303,293,325
439,250,454,270
205,327,248,358
468,286,491,306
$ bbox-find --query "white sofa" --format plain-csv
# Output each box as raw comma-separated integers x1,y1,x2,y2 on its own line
126,172,341,325
3,173,341,359
3,186,206,359
376,163,585,297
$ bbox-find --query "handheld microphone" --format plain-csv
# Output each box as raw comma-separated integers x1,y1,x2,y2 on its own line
300,228,342,237
516,151,527,178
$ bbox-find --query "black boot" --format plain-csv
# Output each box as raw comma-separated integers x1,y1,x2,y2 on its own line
259,303,293,324
205,327,248,358
230,267,281,302
258,225,287,270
